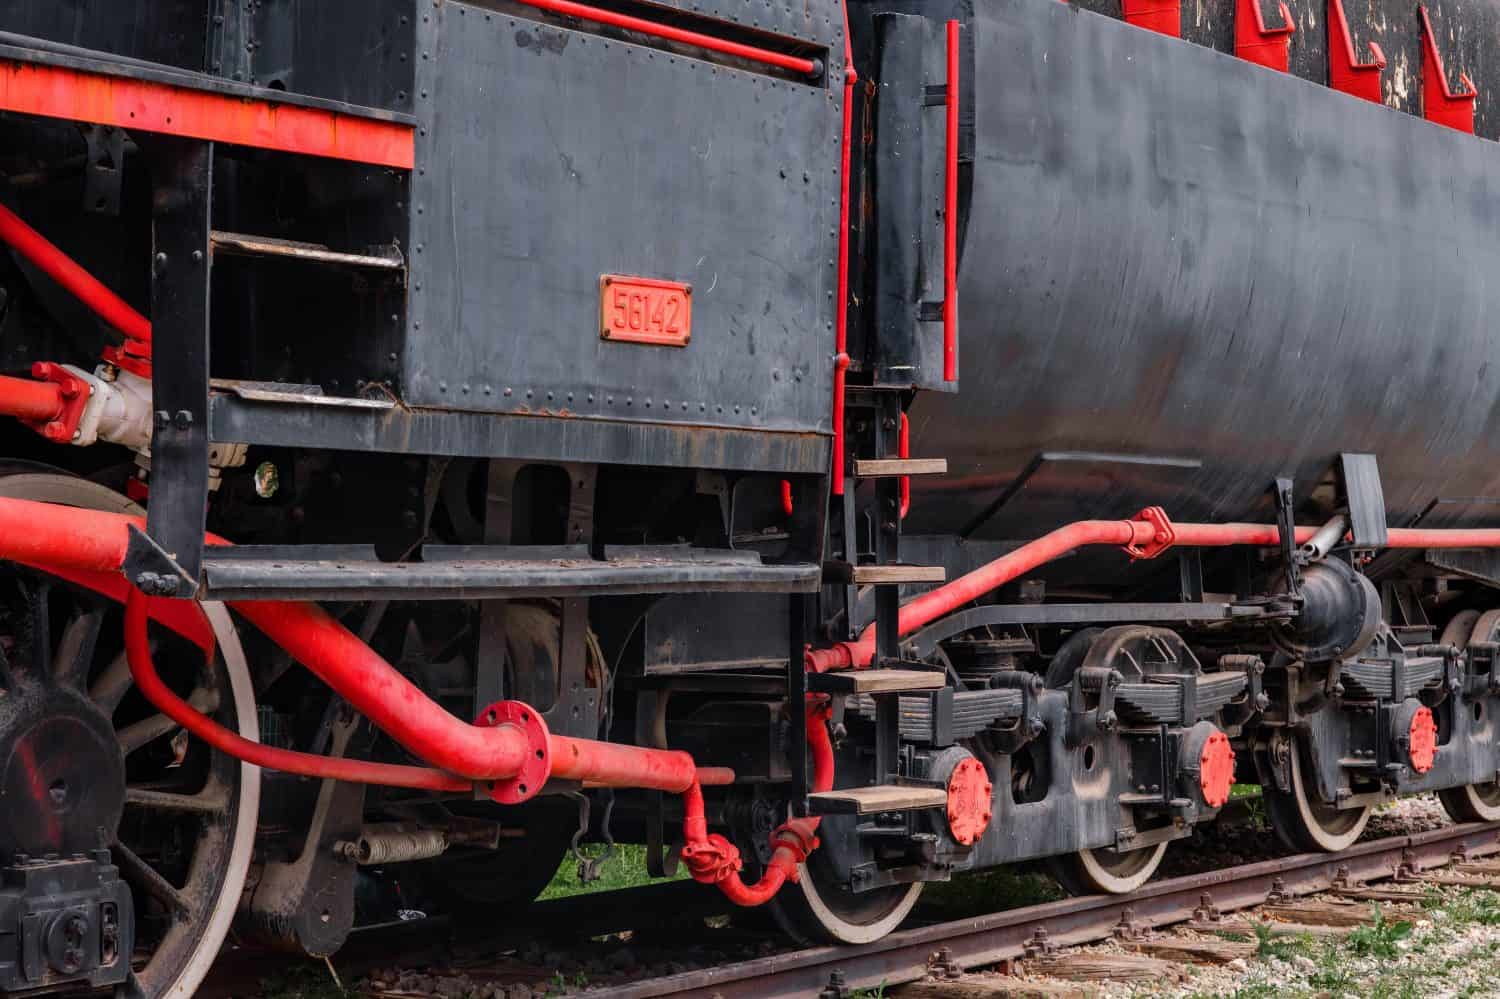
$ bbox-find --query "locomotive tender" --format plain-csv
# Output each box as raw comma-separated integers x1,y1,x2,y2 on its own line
3,0,1500,991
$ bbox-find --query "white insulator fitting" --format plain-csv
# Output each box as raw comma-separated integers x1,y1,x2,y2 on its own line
60,364,153,449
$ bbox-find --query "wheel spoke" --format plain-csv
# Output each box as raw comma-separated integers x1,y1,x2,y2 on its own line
89,647,136,713
116,688,219,755
125,784,231,817
52,606,104,690
112,840,191,918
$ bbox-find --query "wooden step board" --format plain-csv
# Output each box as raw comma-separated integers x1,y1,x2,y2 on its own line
807,784,948,815
853,458,949,477
807,669,947,694
851,564,947,585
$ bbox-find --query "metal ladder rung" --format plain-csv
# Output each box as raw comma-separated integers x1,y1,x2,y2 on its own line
210,230,405,270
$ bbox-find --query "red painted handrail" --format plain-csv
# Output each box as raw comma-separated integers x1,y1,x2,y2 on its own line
943,20,960,383
516,0,820,75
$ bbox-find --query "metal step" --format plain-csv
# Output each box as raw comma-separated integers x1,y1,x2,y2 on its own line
853,458,948,477
807,785,949,815
200,545,821,601
807,669,947,694
210,230,405,270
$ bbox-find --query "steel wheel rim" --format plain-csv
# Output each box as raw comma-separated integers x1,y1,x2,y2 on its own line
0,473,259,998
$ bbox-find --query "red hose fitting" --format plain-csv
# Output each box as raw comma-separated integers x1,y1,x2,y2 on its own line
680,696,833,907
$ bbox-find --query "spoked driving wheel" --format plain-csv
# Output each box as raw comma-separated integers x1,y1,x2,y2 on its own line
1439,610,1500,822
1264,736,1370,852
0,472,259,997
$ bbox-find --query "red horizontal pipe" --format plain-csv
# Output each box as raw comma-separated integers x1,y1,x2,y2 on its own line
124,588,470,792
943,20,959,382
0,373,64,422
515,0,819,74
806,516,1322,672
551,733,700,793
0,203,151,343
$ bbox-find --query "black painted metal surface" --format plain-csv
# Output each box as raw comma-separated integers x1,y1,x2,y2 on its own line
908,0,1500,545
403,0,841,436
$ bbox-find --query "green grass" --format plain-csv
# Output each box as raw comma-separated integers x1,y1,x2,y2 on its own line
536,843,686,900
1344,905,1412,958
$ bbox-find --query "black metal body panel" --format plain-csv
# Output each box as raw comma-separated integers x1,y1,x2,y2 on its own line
0,1,210,72
908,0,1500,551
207,393,828,473
403,1,840,436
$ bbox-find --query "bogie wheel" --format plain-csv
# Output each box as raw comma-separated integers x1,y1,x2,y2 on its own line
1264,737,1370,852
1047,841,1168,896
1438,610,1500,823
768,844,923,945
0,472,260,998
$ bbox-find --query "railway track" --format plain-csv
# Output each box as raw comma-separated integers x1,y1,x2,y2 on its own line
580,820,1500,998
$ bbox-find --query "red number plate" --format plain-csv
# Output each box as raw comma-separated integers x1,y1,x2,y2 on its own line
600,275,692,347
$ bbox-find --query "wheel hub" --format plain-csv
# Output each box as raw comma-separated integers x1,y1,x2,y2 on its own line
0,680,124,859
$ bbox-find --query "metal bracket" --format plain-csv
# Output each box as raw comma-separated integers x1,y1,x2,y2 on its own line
81,125,125,216
122,525,198,599
1338,453,1387,548
1273,477,1301,595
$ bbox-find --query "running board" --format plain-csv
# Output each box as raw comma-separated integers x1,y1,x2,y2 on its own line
200,547,820,600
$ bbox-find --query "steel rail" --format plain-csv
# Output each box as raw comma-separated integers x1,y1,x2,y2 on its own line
592,820,1500,997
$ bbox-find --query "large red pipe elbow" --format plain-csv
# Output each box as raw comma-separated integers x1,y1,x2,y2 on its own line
124,589,470,791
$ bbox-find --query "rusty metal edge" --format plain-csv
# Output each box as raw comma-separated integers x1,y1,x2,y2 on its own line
594,821,1500,998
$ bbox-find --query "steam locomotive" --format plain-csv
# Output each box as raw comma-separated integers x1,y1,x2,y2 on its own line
2,0,1500,992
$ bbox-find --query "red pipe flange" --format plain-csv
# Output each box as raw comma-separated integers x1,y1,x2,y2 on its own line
475,701,552,804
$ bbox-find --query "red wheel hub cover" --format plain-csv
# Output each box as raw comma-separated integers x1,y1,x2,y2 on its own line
1198,729,1236,808
946,756,993,845
1408,706,1438,774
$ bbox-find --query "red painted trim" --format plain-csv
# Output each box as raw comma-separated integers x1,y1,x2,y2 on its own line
516,0,819,75
1327,0,1385,103
1419,5,1477,133
943,21,959,383
0,59,415,169
1234,0,1295,73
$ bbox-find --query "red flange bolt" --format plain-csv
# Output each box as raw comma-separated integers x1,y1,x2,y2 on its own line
1198,729,1236,808
1407,706,1439,774
945,756,994,846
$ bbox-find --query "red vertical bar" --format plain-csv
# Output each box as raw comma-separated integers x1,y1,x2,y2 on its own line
898,412,911,520
832,38,857,495
944,21,960,383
